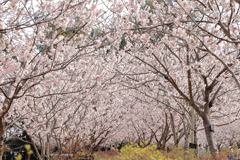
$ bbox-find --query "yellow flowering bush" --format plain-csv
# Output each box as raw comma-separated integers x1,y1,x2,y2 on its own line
115,143,174,160
15,154,22,160
94,142,187,160
164,145,197,160
24,144,31,151
14,144,34,160
94,143,200,160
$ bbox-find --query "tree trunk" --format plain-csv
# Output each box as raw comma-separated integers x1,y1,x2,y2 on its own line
184,133,189,150
28,135,43,160
203,117,217,157
42,140,46,159
0,116,5,160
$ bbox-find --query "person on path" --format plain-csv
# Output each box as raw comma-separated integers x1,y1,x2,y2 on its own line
199,144,204,157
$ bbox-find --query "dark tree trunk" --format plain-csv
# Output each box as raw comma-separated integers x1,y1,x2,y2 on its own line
203,117,217,157
0,117,5,160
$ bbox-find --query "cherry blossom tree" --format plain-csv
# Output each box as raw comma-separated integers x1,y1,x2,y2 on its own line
5,49,129,159
2,0,240,159
0,0,111,159
215,121,240,147
103,0,240,157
